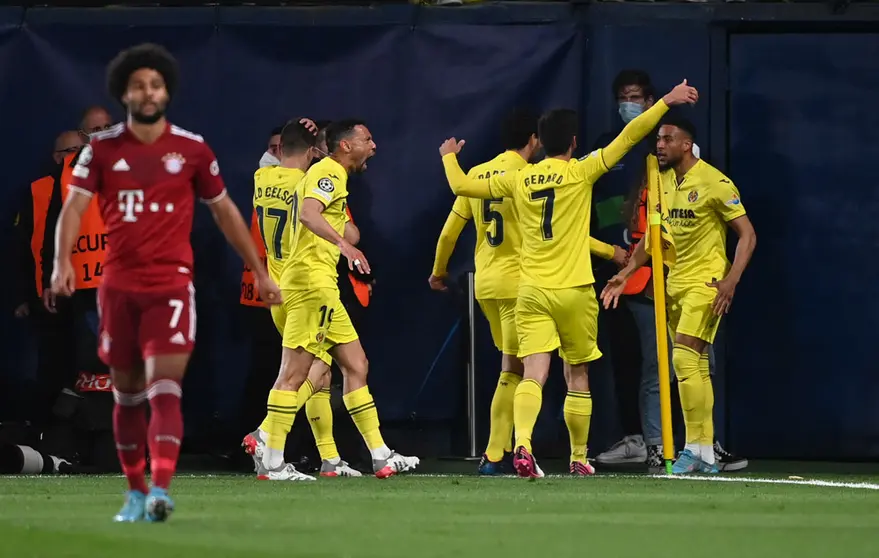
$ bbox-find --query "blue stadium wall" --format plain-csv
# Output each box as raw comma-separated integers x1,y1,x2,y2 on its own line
2,2,877,460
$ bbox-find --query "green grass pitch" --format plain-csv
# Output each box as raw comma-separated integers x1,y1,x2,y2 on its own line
2,474,879,558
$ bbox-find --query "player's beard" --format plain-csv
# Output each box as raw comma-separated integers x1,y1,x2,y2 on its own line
657,154,676,172
130,104,166,125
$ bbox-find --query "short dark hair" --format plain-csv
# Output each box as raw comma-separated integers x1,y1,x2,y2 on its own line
279,120,316,156
538,109,578,157
325,119,367,153
270,126,284,137
612,69,655,100
500,108,538,151
659,113,697,141
107,43,179,107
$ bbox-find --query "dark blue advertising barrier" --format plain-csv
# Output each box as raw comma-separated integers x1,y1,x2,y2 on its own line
1,3,877,460
728,32,879,459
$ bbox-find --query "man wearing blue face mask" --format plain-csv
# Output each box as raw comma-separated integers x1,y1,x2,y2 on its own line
587,70,660,470
591,72,747,473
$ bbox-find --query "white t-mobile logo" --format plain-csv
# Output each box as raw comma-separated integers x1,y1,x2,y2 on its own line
118,190,144,222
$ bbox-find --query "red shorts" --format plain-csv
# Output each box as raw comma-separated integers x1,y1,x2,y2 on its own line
97,282,197,370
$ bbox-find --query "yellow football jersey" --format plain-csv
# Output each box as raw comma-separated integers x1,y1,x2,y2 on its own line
253,167,306,284
280,157,350,291
661,159,746,291
486,153,610,289
451,151,527,299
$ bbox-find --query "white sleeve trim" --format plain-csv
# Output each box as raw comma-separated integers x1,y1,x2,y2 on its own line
200,188,227,205
67,185,94,198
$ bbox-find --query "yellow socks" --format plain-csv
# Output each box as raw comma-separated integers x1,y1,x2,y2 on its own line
513,379,543,453
672,345,704,455
563,391,592,464
343,386,385,451
260,389,298,469
298,379,317,407
307,388,339,462
699,353,715,464
485,372,521,461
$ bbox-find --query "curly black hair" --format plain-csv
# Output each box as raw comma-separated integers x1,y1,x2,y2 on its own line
106,43,179,108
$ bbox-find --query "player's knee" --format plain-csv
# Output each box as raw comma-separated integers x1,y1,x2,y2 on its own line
275,350,310,391
502,353,523,376
342,355,369,381
672,346,698,382
110,368,146,393
275,372,303,392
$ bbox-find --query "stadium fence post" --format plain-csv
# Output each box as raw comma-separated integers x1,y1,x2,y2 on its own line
466,271,478,458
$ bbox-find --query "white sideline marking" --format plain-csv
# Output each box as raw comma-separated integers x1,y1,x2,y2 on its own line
653,474,879,491
3,473,878,491
407,474,879,490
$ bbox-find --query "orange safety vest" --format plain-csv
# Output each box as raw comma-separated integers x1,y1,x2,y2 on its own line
60,153,107,290
30,175,54,297
345,206,371,307
623,187,652,295
240,209,268,307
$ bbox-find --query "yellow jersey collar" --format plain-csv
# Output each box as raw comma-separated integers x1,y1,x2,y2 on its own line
323,156,348,179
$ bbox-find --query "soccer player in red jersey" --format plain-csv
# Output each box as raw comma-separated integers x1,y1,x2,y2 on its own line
50,43,281,523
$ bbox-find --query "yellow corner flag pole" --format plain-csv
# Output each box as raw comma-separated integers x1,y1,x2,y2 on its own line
646,155,674,475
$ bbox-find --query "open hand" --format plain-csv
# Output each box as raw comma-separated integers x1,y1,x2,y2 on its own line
439,138,465,157
707,276,737,316
601,272,629,310
299,118,319,135
339,240,370,274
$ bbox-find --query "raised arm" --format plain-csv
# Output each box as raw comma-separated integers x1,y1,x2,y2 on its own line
441,153,493,199
597,80,700,174
601,100,669,171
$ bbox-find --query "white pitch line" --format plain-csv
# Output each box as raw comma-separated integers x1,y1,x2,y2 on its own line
652,474,879,491
2,473,879,491
391,474,879,490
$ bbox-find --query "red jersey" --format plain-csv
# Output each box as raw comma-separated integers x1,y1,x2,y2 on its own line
68,122,226,292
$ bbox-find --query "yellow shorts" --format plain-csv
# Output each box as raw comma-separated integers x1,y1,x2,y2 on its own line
516,285,601,365
478,298,518,356
273,287,358,365
667,284,722,344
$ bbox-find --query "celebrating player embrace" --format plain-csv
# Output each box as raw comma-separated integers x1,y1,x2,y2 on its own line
51,43,280,522
439,79,699,478
243,119,363,479
247,119,420,480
